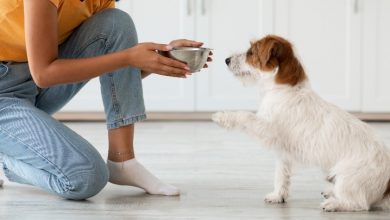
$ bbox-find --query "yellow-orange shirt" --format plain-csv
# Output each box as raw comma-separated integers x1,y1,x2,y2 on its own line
0,0,115,62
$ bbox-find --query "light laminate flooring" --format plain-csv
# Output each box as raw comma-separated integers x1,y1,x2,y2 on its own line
1,121,390,220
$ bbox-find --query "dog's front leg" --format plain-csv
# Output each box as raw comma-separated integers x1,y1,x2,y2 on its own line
213,111,284,147
212,111,256,130
265,159,292,203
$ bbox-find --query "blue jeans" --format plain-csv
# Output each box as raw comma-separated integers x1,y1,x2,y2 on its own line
0,9,146,200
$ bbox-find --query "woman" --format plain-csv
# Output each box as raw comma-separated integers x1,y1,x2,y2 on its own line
0,0,211,200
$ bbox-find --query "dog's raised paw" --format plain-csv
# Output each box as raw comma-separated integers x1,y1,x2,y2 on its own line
264,192,285,204
212,111,235,129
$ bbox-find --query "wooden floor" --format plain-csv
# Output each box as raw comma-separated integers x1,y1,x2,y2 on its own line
1,121,390,219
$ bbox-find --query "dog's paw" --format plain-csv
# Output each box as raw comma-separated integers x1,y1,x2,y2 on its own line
212,111,236,129
320,198,340,212
264,192,286,204
321,190,334,199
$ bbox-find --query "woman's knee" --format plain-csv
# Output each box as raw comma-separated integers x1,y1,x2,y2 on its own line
98,8,138,47
60,159,109,200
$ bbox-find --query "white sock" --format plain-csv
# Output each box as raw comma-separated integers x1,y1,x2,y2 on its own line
107,159,180,196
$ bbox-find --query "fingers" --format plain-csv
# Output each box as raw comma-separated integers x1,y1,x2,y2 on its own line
149,55,190,77
160,65,191,77
158,55,190,71
144,42,172,51
170,39,204,48
202,51,213,68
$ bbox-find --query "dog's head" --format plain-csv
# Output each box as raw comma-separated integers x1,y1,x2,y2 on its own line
226,35,306,87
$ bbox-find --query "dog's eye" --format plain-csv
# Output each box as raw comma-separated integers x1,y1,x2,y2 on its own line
247,49,253,56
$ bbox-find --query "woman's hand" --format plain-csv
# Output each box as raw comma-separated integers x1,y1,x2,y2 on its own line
169,39,203,48
169,39,213,68
127,43,191,78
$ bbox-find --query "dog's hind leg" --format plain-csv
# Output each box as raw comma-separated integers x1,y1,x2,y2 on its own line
321,188,335,200
321,174,336,199
320,162,385,211
264,159,292,203
320,181,371,212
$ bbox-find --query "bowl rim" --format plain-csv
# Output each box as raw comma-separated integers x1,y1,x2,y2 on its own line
172,47,212,51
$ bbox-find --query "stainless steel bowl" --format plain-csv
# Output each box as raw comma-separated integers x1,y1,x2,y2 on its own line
160,47,211,73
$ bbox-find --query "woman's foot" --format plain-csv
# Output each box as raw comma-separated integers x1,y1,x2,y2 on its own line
107,159,180,196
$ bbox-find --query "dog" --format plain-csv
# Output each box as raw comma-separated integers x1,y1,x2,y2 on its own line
212,35,390,212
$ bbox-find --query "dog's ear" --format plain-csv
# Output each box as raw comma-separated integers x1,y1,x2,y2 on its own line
251,37,281,71
258,40,277,69
259,35,306,86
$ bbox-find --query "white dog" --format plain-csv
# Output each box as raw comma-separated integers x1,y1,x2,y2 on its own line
212,35,390,212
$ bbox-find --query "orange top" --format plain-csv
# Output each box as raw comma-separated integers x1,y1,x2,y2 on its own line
0,0,115,62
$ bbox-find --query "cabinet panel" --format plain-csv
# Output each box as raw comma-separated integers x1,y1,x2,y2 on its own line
362,0,390,112
62,0,384,114
274,0,361,111
61,79,102,112
63,0,195,112
130,0,195,111
194,0,272,111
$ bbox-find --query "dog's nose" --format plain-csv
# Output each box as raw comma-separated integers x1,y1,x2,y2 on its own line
225,57,231,65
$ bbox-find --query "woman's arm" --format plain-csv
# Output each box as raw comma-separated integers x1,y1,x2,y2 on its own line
24,0,190,88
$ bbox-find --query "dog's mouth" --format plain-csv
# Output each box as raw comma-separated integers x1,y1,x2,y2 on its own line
232,71,252,77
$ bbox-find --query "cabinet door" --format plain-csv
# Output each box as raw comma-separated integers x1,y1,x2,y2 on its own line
63,0,195,112
126,0,196,111
362,0,390,112
273,0,361,111
195,0,273,111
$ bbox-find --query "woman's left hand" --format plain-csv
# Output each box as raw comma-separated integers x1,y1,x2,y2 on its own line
141,39,213,79
169,39,213,68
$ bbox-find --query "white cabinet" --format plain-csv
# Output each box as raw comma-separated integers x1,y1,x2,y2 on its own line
194,0,272,111
361,0,390,112
61,0,390,113
62,0,195,112
273,0,362,111
126,0,196,112
60,80,102,112
62,0,269,112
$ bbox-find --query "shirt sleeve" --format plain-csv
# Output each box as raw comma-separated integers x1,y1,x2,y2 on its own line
49,0,60,8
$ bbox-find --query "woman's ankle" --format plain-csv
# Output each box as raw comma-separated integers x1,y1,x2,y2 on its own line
107,151,134,162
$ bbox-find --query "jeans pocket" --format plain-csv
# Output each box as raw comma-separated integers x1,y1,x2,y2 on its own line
0,64,9,79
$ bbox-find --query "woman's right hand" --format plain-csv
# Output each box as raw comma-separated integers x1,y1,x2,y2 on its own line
127,43,190,78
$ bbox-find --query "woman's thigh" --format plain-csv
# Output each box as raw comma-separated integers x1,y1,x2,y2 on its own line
0,97,108,199
35,8,140,115
35,8,145,130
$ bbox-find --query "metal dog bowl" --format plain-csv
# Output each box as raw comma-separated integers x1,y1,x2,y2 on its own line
160,47,212,73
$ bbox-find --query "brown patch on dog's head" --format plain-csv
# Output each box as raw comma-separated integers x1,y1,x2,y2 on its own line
246,35,306,86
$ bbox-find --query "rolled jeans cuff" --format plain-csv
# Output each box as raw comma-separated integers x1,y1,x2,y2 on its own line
106,113,147,129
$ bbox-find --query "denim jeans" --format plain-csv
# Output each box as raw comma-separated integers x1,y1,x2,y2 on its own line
0,8,146,200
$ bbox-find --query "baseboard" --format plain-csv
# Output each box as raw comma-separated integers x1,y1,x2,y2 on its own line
53,112,390,122
53,112,213,121
350,112,390,121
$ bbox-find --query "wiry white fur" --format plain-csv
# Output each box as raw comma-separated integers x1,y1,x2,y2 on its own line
213,52,390,212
